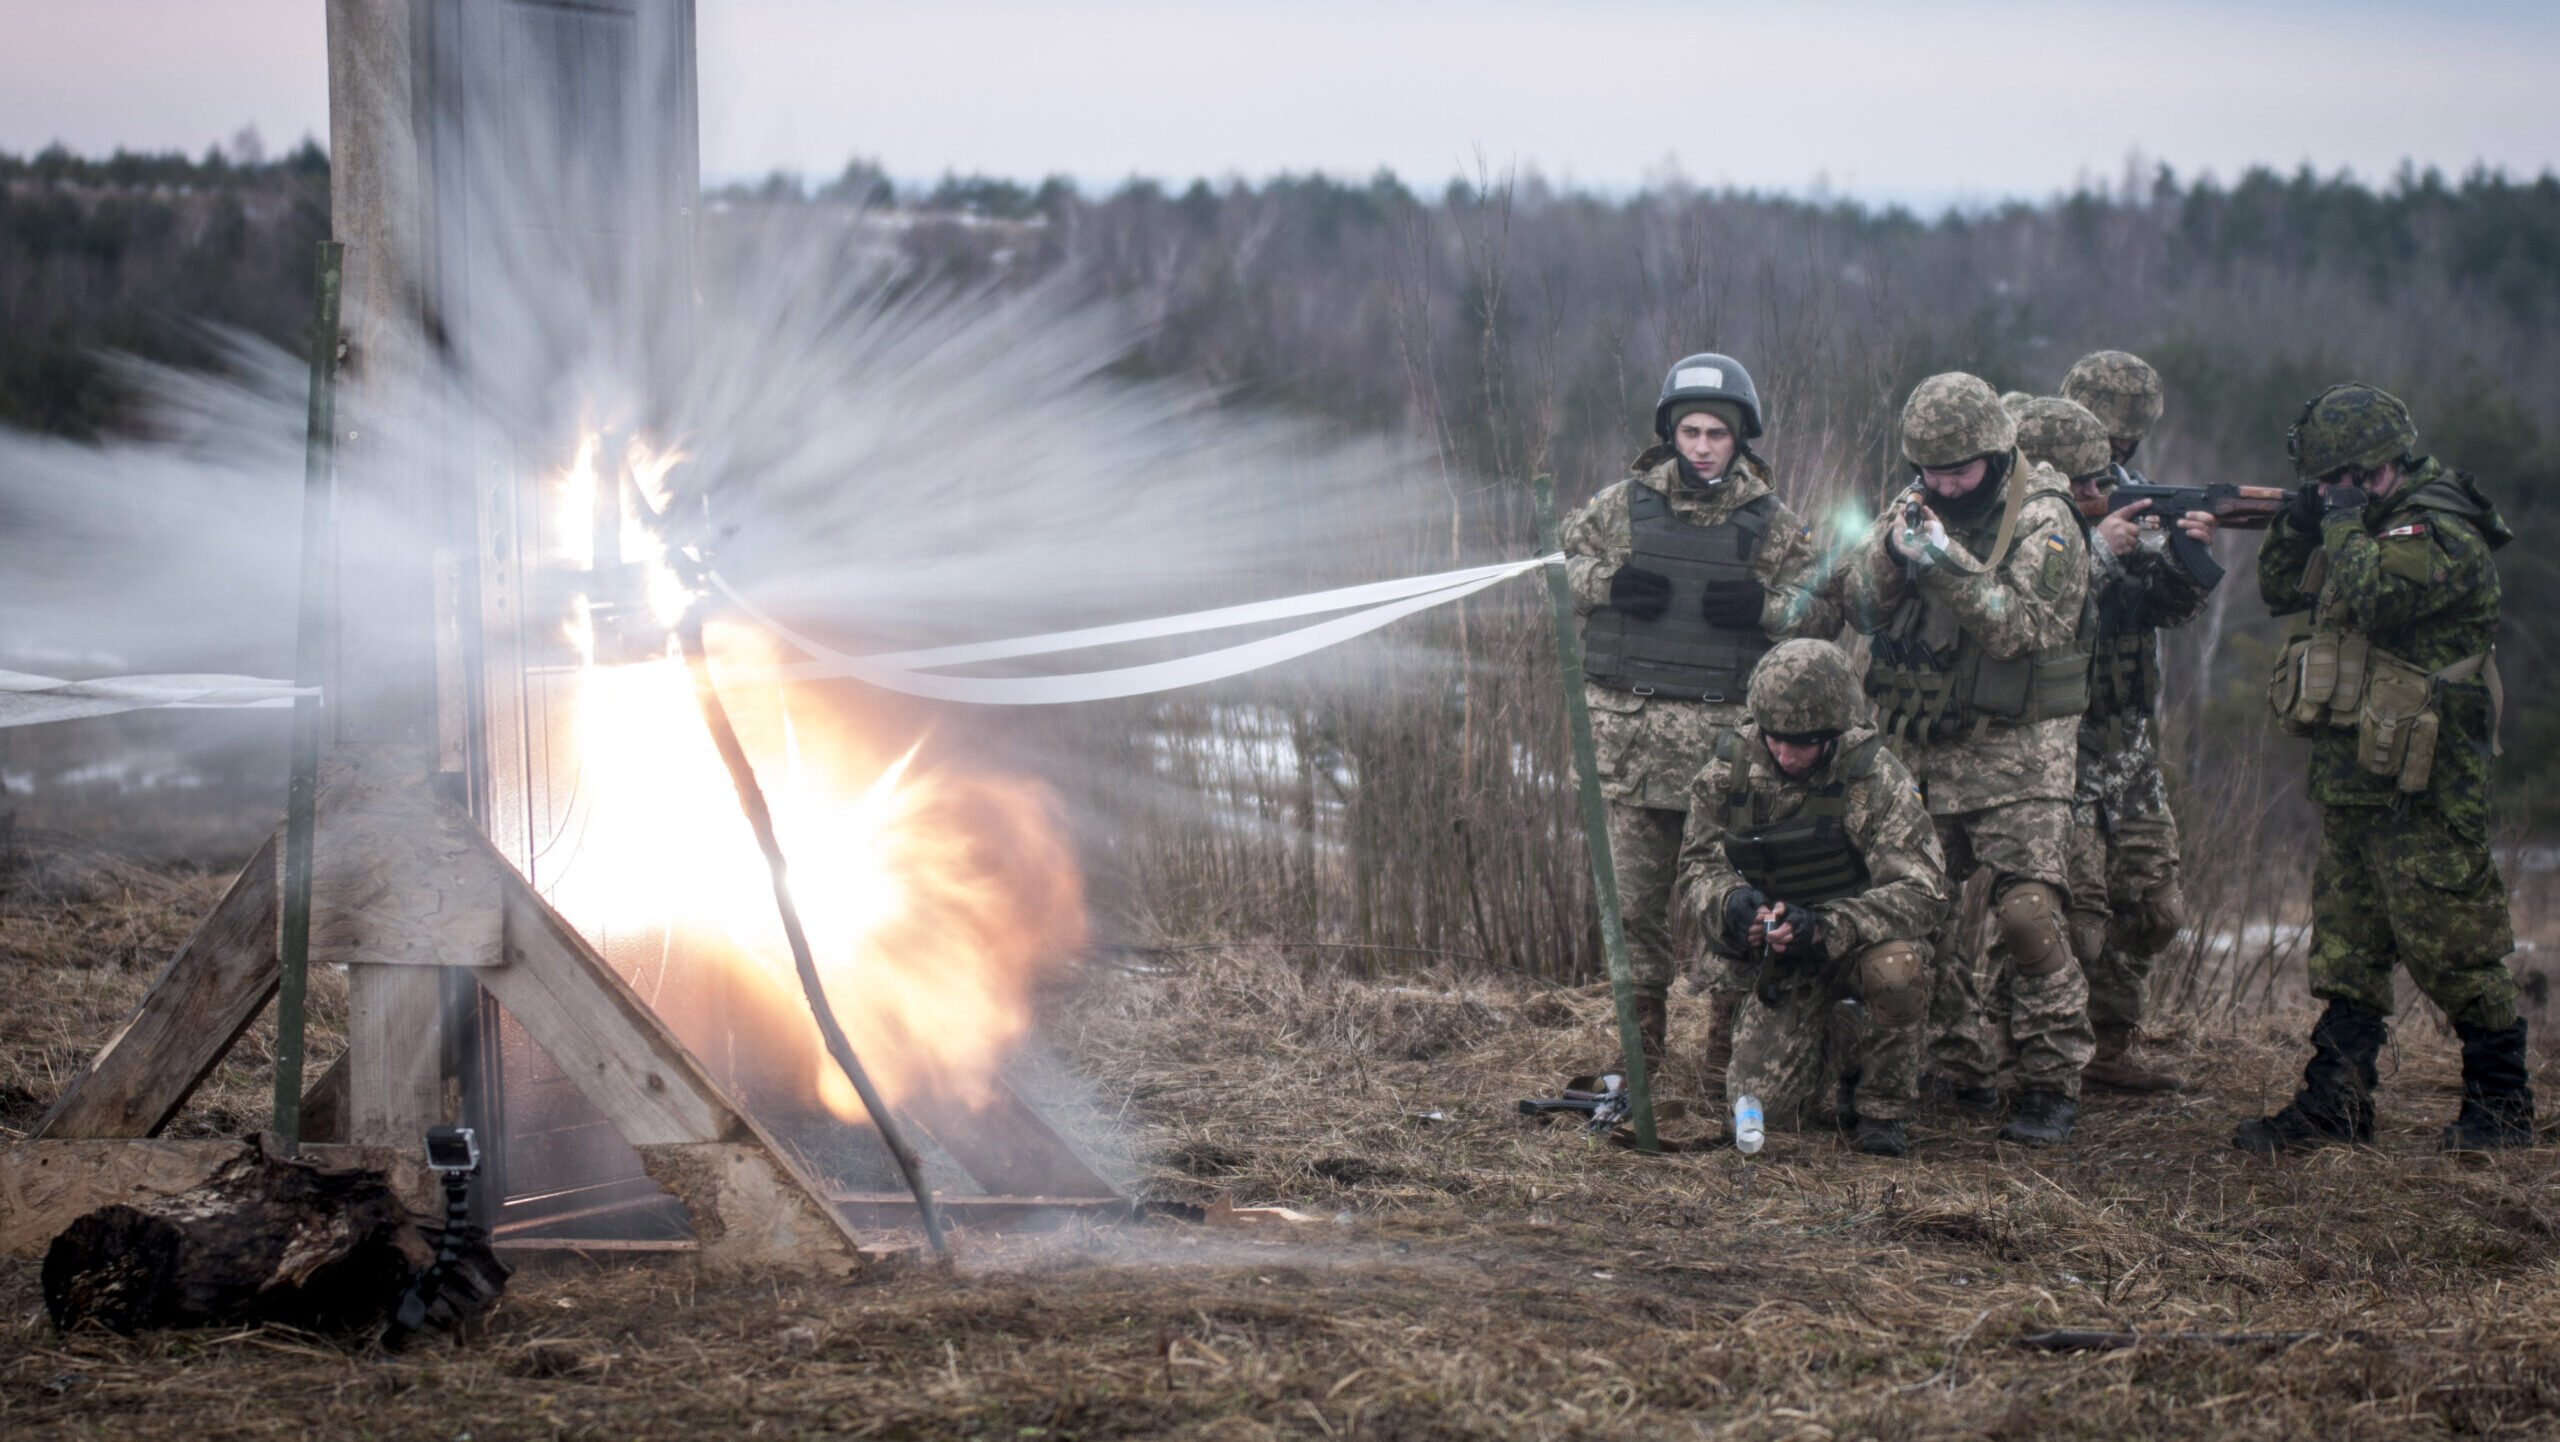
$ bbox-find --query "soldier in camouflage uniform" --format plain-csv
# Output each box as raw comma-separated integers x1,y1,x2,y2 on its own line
1563,353,1843,1087
1676,639,1950,1157
1849,373,2093,1146
2045,361,2218,1092
2237,383,2529,1154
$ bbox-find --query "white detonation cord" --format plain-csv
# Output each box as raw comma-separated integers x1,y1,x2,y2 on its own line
709,554,1559,706
0,670,315,729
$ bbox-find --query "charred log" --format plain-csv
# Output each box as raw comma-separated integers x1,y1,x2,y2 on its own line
40,1136,499,1336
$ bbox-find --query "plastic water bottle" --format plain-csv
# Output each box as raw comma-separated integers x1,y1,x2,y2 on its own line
1733,1095,1765,1155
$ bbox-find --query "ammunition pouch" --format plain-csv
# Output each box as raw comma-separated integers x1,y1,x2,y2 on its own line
2267,628,2491,794
1867,635,2091,743
1582,487,1776,701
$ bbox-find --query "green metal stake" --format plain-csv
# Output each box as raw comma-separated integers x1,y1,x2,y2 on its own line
274,239,344,1151
1530,474,1658,1154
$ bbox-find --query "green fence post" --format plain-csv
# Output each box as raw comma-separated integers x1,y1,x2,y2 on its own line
1530,475,1657,1154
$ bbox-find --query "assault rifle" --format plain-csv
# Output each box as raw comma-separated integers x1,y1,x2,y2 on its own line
2103,483,2289,589
1519,1073,1689,1136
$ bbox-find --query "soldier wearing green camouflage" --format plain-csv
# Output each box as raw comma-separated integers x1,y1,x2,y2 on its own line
1676,640,1950,1157
1563,353,1843,1088
1848,372,2094,1146
2047,359,2218,1093
2237,383,2528,1154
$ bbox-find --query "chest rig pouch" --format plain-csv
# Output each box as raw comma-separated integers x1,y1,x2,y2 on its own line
1864,484,2091,743
2264,545,2497,795
1582,487,1776,702
1715,731,1881,906
2086,570,2160,731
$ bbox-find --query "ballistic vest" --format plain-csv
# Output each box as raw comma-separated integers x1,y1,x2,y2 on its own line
1865,466,2091,743
1713,730,1882,906
1581,485,1777,702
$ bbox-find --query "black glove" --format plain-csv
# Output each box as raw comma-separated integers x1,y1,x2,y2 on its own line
1608,566,1673,619
2287,482,2323,530
1699,578,1765,628
2322,483,2370,520
1723,887,1770,949
1767,902,1825,964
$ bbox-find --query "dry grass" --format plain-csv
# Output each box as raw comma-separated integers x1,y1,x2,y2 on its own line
7,860,2560,1438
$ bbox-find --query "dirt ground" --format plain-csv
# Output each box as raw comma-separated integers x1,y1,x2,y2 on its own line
6,842,2560,1439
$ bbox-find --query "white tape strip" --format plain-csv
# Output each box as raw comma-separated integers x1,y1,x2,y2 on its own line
0,670,315,729
712,554,1559,706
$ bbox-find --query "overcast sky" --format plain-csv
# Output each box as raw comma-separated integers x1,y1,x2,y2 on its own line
4,0,2556,205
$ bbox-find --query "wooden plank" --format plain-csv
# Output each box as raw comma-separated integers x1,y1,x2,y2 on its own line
32,836,283,1140
479,852,865,1263
481,877,744,1146
310,745,503,967
347,964,449,1146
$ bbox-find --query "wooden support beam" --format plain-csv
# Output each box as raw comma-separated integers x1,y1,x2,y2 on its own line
32,836,282,1140
478,840,866,1266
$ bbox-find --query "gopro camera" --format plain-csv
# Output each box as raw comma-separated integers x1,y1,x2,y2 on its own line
423,1125,480,1175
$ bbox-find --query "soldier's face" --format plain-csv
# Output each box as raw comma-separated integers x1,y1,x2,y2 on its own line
1765,735,1828,778
1674,413,1737,474
1918,458,1989,500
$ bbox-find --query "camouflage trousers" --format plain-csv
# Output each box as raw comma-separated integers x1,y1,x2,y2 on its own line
2066,802,2180,1038
1729,978,1922,1129
2309,803,2517,1032
1607,801,1739,996
1924,799,2095,1098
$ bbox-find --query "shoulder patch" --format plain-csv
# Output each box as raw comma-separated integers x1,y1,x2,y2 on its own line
2380,522,2427,539
2378,533,2435,583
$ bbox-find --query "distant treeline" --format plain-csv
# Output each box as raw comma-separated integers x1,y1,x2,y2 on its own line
8,144,2559,822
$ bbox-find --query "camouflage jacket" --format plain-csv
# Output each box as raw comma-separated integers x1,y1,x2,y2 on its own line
2258,458,2508,836
1564,448,1840,808
1676,722,1950,963
2073,493,2212,814
1847,458,2090,813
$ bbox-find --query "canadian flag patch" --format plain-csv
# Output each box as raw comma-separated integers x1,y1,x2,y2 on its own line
2381,523,2428,538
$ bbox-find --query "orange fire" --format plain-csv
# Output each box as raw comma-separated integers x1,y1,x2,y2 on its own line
539,437,1086,1121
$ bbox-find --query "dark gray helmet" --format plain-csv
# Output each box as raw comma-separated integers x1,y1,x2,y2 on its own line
1654,352,1765,441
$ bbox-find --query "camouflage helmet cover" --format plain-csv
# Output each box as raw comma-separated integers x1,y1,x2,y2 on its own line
1899,372,2017,468
2288,383,2419,479
1747,638,1863,738
2061,350,2165,441
1998,390,2035,417
2011,396,2112,482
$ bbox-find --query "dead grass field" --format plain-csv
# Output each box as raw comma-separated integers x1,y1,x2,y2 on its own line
6,846,2560,1439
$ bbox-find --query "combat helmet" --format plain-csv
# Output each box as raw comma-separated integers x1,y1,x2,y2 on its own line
1900,372,2016,468
1654,352,1765,441
2288,383,2419,479
2062,350,2165,442
1748,639,1863,740
2011,396,2113,482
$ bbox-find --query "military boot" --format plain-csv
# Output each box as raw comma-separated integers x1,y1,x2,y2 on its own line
1699,991,1739,1102
1924,1074,2004,1116
1998,1090,2077,1146
2083,1025,2185,1094
2232,999,2383,1154
2441,1018,2536,1153
1852,1116,1908,1158
1604,989,1670,1080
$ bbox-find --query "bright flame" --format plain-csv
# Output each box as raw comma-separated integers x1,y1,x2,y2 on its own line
538,439,1086,1122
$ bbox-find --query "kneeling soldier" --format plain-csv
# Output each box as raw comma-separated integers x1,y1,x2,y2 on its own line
1676,639,1951,1157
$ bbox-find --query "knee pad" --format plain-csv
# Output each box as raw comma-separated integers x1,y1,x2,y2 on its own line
1852,940,1929,1028
1994,881,2073,979
2070,915,2107,967
2113,883,2184,955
